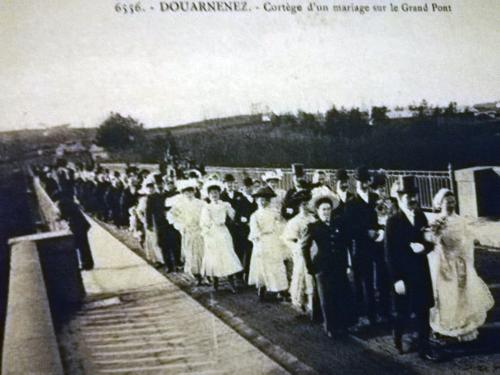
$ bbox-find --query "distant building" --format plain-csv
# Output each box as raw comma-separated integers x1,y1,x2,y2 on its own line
55,141,86,156
89,144,109,161
472,101,499,119
387,107,414,119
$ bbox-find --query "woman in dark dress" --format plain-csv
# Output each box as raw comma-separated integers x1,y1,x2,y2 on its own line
301,195,355,337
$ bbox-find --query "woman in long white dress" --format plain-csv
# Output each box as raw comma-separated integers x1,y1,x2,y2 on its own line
169,180,205,285
248,186,289,301
200,180,242,292
281,190,316,312
429,189,494,341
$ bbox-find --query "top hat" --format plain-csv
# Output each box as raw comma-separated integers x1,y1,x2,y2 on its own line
354,167,370,182
336,169,349,182
252,186,276,199
370,173,387,189
224,174,235,182
397,176,419,195
243,177,254,187
292,163,305,178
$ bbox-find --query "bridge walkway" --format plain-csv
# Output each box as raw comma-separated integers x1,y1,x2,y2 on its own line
58,215,288,374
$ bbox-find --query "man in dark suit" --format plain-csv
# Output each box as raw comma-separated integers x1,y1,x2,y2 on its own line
281,164,307,220
345,167,379,325
54,193,94,271
220,174,245,272
385,176,439,361
234,177,257,281
333,169,354,216
146,175,174,271
302,195,355,337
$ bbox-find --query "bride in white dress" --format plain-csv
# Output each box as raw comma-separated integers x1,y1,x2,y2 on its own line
429,189,494,341
200,180,242,292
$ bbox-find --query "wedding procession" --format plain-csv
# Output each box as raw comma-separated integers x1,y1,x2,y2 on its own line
32,159,495,365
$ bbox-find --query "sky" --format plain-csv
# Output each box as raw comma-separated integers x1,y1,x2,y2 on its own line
0,0,499,130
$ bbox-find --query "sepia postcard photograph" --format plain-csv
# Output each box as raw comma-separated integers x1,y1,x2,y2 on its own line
0,0,499,374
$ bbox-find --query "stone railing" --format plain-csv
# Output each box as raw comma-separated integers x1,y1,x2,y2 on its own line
32,176,69,231
2,238,65,375
101,163,453,210
2,178,86,374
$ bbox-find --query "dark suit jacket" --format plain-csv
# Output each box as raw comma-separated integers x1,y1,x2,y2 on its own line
384,209,434,310
145,192,168,230
58,197,90,236
333,191,354,216
302,215,349,275
221,190,244,209
344,192,379,256
281,188,298,220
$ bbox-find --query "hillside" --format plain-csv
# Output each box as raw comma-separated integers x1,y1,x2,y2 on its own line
2,111,500,171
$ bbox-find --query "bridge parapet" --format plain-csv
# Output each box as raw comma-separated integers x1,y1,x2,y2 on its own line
32,176,69,231
2,238,64,375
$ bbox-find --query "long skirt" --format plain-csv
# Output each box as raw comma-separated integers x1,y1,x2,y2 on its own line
182,228,204,276
144,229,164,264
248,234,288,292
289,246,315,311
201,225,243,277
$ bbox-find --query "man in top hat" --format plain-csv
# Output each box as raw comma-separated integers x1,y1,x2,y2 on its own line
334,169,354,215
282,177,310,220
282,164,306,220
345,166,379,326
370,171,392,322
385,176,439,361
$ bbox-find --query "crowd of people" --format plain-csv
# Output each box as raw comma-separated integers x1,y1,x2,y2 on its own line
33,159,494,362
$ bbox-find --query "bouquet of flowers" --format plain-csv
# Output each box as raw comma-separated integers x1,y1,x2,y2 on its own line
430,216,448,236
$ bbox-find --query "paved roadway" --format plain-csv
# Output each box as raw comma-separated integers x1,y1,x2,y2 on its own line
58,216,289,375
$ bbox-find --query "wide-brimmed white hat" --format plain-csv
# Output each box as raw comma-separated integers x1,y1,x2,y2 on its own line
262,169,283,182
176,179,198,192
310,193,340,211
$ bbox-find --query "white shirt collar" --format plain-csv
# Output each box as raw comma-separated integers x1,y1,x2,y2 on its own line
401,206,415,225
337,189,347,203
357,189,369,204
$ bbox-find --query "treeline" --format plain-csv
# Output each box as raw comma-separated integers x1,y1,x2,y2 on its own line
95,103,500,170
